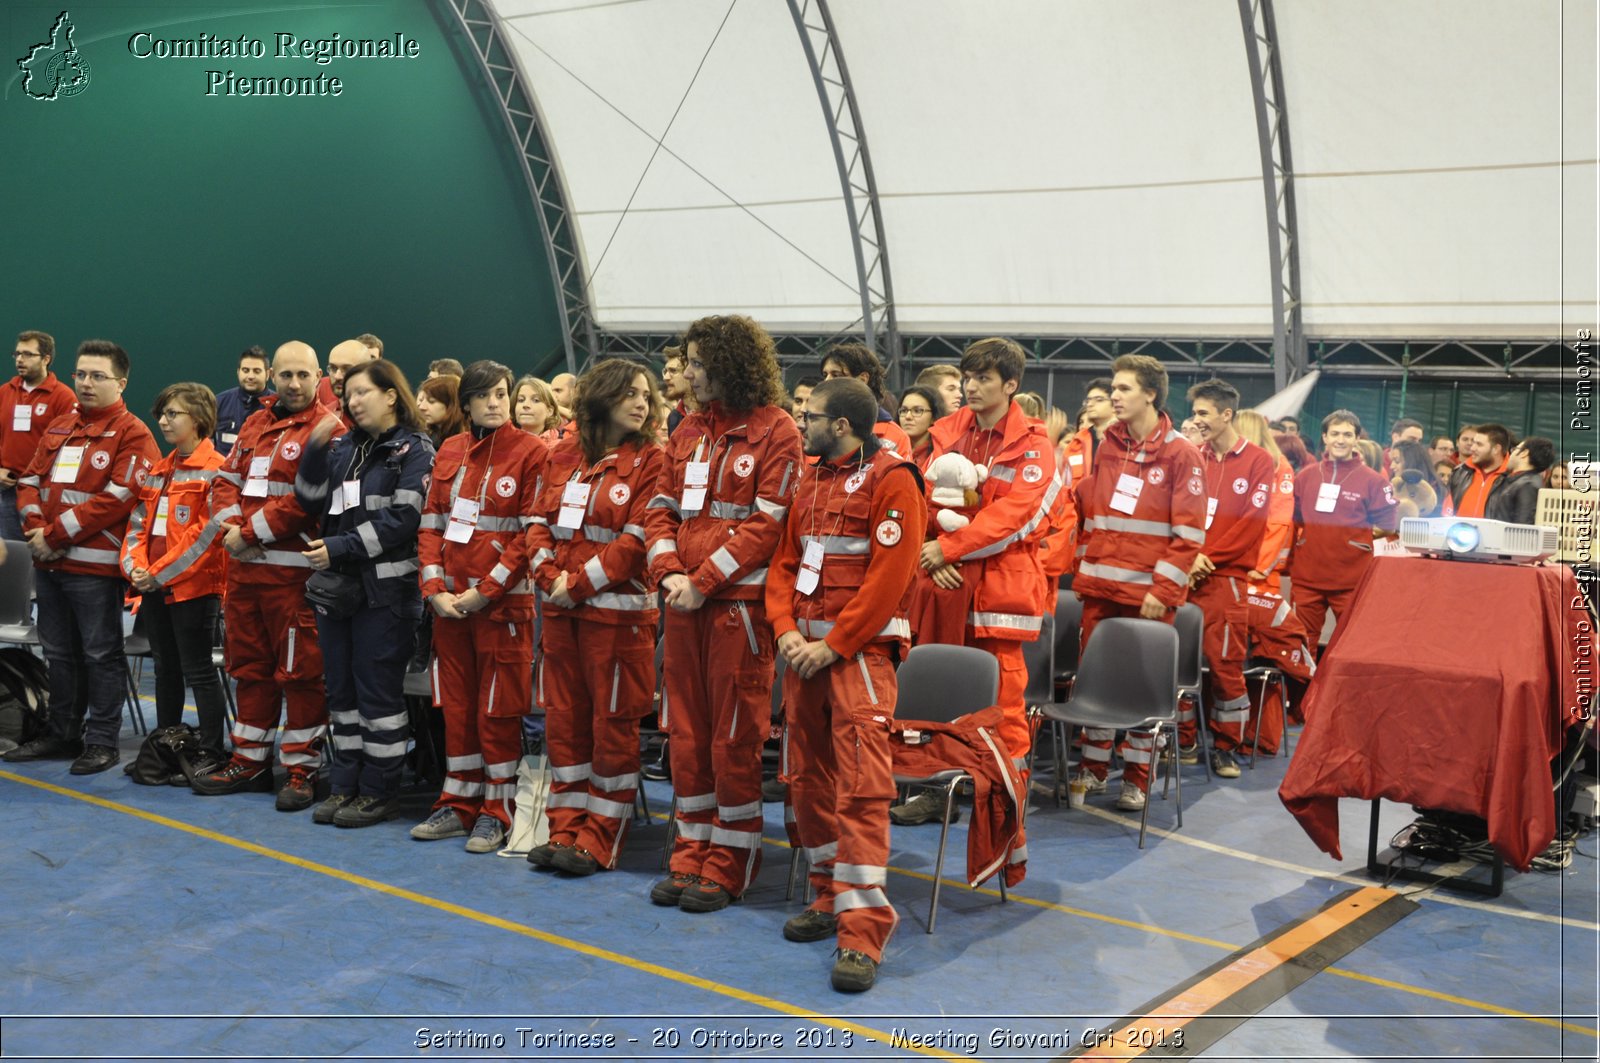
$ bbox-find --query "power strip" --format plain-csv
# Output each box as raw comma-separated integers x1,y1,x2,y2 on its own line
1575,775,1600,820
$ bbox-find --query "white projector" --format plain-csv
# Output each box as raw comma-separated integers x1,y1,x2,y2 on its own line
1399,516,1559,564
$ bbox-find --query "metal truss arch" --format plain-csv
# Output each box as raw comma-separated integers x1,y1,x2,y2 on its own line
1238,0,1305,391
786,0,903,385
446,0,595,374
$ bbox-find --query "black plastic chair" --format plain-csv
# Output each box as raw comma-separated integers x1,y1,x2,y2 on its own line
0,540,38,647
1020,613,1055,783
891,643,1003,933
1052,590,1083,696
1039,618,1182,848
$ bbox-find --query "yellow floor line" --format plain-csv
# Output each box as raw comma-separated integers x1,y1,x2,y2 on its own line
0,770,980,1063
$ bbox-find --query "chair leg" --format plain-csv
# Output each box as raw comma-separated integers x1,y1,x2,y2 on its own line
1050,721,1065,807
1249,672,1266,768
787,845,805,902
1192,694,1213,782
124,663,147,735
660,801,677,870
1171,724,1183,831
927,779,960,934
1277,675,1291,758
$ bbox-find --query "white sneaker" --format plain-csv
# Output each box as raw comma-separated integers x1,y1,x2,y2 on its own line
1115,781,1147,811
1070,771,1107,795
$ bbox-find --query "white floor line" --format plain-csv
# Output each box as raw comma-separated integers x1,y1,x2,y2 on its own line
1076,803,1599,932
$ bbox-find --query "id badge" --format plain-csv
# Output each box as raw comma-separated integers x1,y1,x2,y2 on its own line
12,406,31,432
51,445,85,484
797,539,824,596
1315,481,1339,513
243,455,271,497
1109,472,1144,515
1205,497,1218,530
682,460,710,513
341,480,361,511
152,496,170,536
558,480,591,530
445,497,479,543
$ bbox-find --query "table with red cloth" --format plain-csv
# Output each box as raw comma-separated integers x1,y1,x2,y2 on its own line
1280,556,1591,872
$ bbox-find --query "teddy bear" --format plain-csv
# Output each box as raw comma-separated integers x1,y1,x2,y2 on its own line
925,451,988,533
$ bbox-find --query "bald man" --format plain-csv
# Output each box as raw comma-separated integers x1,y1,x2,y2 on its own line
195,342,338,810
549,372,576,422
316,338,379,417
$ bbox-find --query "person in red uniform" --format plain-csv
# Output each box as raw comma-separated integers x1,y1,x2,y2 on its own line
2,340,159,775
818,343,912,457
121,382,231,754
315,338,377,432
413,360,549,850
1178,379,1276,780
895,386,942,472
525,359,664,875
766,378,926,994
1072,354,1206,811
0,330,78,541
897,338,1058,830
193,341,336,808
644,314,803,913
1288,409,1399,650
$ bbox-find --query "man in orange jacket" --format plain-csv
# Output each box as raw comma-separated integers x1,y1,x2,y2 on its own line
897,337,1058,832
194,341,338,810
0,330,78,540
644,315,803,913
4,340,159,774
766,378,927,993
1072,354,1206,811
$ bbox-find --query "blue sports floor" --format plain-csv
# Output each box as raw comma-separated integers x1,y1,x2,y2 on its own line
2,683,1596,1063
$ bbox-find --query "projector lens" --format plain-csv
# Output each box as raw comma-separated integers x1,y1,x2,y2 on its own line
1445,522,1480,552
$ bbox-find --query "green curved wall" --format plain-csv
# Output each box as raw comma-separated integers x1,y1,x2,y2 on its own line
2,0,563,422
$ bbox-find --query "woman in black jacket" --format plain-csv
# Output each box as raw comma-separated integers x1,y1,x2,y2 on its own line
294,360,435,828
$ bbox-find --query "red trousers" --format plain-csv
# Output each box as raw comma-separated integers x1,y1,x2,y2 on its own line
1076,596,1175,790
224,581,326,772
539,615,655,867
663,599,773,896
1290,581,1352,655
432,612,531,829
1181,576,1251,752
782,649,899,961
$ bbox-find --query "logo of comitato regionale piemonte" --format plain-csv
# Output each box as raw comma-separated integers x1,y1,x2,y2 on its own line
18,11,92,101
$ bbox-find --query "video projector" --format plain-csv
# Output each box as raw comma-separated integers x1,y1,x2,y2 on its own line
1398,516,1559,564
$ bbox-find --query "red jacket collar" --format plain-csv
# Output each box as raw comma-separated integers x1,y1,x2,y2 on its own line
930,400,1032,452
1105,411,1177,457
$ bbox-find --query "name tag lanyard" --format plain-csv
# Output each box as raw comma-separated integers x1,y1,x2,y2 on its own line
798,450,866,598
1315,458,1350,514
329,436,375,517
242,431,287,497
444,433,496,542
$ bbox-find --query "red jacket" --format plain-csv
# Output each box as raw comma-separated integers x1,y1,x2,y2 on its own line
121,439,229,602
419,423,548,621
0,373,77,475
873,418,913,459
1290,457,1399,591
926,402,1059,639
889,706,1025,886
209,400,337,585
17,400,160,579
530,436,664,626
1075,412,1207,610
1253,455,1297,591
1198,436,1276,580
644,402,803,601
766,442,926,660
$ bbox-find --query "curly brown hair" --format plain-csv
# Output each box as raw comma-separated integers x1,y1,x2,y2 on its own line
682,315,785,412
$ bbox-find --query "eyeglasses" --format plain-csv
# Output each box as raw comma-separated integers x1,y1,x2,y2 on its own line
899,406,932,418
14,350,42,359
798,411,836,425
73,370,116,384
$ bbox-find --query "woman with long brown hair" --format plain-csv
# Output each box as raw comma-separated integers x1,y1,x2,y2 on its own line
416,374,467,449
525,358,665,875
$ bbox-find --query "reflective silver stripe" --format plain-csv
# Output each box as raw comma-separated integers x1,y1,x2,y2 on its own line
212,504,242,523
989,465,1016,483
487,562,512,585
585,590,655,612
442,776,485,797
1175,525,1206,543
959,472,1061,561
710,546,740,578
551,763,592,782
247,549,311,568
59,489,94,504
1154,560,1188,586
153,511,225,587
584,555,611,590
968,610,1043,633
215,470,243,486
529,515,549,526
392,488,424,510
59,509,82,538
446,754,484,771
857,654,879,705
1271,598,1291,627
331,734,363,750
805,841,838,864
1078,562,1154,585
422,565,445,582
476,515,522,532
549,526,573,540
547,791,589,809
732,567,768,585
646,493,681,515
233,744,270,761
285,626,296,672
483,759,519,779
484,782,517,799
709,500,751,520
583,525,618,543
675,820,712,841
376,559,418,580
718,800,761,821
608,662,621,714
675,792,717,813
1008,844,1028,862
145,476,168,491
834,887,891,912
1086,515,1172,537
233,722,277,742
250,509,274,544
530,548,555,568
798,534,869,556
17,475,40,488
589,769,639,791
753,496,787,521
795,616,909,641
171,468,216,483
833,862,887,887
105,482,133,501
64,546,119,564
358,522,383,557
295,474,329,501
587,795,633,820
19,505,41,519
623,523,646,541
329,709,360,726
365,740,408,758
280,726,327,743
710,826,761,849
363,494,393,509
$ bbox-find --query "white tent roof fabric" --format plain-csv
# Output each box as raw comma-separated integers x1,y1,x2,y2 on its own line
493,0,1597,339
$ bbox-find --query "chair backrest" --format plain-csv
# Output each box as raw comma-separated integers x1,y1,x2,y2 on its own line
1070,618,1180,725
895,644,1000,725
1021,613,1054,705
1174,602,1204,689
1053,590,1083,675
0,541,33,627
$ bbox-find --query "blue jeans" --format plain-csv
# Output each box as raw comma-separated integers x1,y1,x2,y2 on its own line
318,602,416,798
0,487,23,542
35,569,127,747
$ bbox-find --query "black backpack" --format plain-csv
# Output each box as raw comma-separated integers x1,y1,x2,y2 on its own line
128,724,225,786
0,648,49,747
